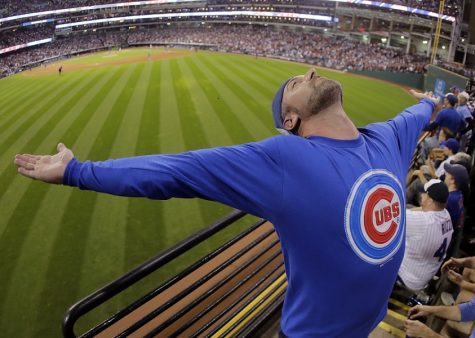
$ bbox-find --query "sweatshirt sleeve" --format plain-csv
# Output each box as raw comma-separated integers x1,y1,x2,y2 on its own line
459,296,475,322
372,98,433,171
63,136,284,221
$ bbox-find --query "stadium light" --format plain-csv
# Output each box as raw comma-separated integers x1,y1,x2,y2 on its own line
381,38,387,43
422,40,428,44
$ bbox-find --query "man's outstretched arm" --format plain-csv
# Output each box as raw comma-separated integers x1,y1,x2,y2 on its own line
14,138,285,222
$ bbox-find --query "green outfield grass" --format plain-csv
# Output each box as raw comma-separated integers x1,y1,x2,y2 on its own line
0,48,417,337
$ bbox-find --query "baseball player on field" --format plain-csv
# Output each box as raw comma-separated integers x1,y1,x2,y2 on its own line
15,68,439,337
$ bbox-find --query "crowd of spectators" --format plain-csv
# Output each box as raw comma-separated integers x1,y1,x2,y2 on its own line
0,26,54,49
127,25,428,72
0,24,432,77
401,88,475,337
439,60,475,79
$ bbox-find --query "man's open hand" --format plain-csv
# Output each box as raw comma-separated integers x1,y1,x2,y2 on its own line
409,89,440,105
14,143,74,184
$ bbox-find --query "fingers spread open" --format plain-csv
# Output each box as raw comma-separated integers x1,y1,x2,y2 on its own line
17,167,36,180
14,157,36,170
15,154,40,164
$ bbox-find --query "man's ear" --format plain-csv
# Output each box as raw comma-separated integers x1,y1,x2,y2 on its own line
283,112,300,132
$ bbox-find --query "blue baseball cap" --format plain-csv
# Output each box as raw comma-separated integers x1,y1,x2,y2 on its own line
444,163,469,187
272,78,291,133
445,93,458,106
441,138,459,154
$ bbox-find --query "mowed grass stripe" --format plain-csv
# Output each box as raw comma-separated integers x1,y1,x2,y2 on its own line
200,54,275,135
0,67,115,330
0,75,41,102
80,63,152,294
76,62,155,328
0,69,92,159
0,76,67,124
184,56,252,144
27,64,136,319
170,59,221,235
205,57,275,134
124,61,168,287
153,60,205,253
216,57,276,98
0,77,43,111
170,59,210,150
0,70,91,138
193,55,271,140
0,67,125,338
32,64,143,337
218,53,299,84
0,69,101,233
177,59,230,227
178,58,232,147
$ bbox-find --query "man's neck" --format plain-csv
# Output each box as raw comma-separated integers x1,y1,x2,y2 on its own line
300,106,359,140
448,183,458,192
422,204,445,212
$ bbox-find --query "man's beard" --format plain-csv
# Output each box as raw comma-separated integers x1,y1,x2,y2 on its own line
308,79,342,116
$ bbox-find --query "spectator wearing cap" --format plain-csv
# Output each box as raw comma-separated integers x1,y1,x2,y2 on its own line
444,163,469,228
398,179,453,291
457,91,474,152
458,92,473,122
425,94,465,136
444,163,470,258
435,138,459,178
450,152,472,175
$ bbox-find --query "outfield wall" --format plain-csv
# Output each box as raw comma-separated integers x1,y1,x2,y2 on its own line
423,65,468,97
349,70,424,89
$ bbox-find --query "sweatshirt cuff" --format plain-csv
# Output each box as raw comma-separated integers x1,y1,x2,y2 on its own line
420,98,436,110
63,157,80,187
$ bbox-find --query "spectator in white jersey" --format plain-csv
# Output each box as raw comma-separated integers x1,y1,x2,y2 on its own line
398,179,453,291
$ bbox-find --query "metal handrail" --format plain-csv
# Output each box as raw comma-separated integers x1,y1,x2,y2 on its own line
169,251,283,337
142,240,281,336
117,226,275,337
207,272,287,337
62,209,246,338
189,263,285,338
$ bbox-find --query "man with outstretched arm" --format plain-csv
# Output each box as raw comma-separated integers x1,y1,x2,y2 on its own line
15,68,439,337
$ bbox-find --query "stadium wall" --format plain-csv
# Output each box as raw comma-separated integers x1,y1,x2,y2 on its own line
349,70,424,89
424,65,468,95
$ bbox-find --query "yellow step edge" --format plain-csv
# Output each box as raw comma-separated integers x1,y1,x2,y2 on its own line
378,321,406,338
389,298,411,312
387,308,407,322
211,273,287,337
227,281,288,336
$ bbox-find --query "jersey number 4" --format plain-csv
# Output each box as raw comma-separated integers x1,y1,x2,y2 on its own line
433,238,448,262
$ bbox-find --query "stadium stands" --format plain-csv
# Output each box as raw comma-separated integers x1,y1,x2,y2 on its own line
0,24,429,78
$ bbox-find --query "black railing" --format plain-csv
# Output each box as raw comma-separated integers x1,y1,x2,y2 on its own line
62,209,247,338
116,224,275,336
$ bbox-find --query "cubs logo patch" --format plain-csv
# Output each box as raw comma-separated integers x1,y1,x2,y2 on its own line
344,170,405,265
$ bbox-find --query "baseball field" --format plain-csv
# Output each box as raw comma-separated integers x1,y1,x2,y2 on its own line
0,48,417,337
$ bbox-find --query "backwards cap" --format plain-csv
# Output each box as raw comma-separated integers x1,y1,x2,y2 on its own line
272,79,291,134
